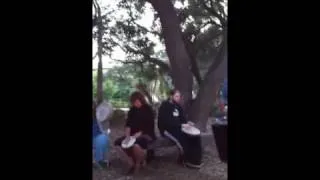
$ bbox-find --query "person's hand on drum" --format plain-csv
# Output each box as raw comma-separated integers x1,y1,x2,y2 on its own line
133,131,142,138
182,123,189,128
187,121,195,126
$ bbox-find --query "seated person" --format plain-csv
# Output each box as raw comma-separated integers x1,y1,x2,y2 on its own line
92,101,110,168
158,89,202,168
114,92,156,174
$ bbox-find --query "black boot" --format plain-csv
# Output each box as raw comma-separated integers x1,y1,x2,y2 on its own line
146,149,155,163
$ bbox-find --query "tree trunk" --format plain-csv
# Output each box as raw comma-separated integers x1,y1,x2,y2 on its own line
97,58,103,104
188,39,227,132
148,0,193,111
137,83,153,105
94,0,104,104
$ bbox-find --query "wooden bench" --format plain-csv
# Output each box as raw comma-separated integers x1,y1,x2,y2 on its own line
148,136,176,149
146,135,180,162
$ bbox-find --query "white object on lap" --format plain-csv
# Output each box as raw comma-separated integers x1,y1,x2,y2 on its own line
121,136,136,149
182,124,201,136
96,101,113,122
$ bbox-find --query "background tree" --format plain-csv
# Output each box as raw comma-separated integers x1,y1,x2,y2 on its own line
92,0,116,104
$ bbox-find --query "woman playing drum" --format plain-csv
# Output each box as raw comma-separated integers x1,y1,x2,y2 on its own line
114,91,156,174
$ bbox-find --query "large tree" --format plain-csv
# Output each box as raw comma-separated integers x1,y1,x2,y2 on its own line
146,0,227,130
94,0,228,131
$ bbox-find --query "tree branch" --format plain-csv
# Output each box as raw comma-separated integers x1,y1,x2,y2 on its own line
182,34,202,85
112,58,144,65
205,31,227,75
194,28,222,51
126,1,161,36
216,1,227,19
148,57,171,72
126,47,171,72
92,52,98,60
208,17,220,27
201,0,226,27
178,8,189,23
110,38,171,73
180,24,222,85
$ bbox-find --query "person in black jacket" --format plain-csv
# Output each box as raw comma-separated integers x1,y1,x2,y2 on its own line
114,91,156,174
158,89,202,168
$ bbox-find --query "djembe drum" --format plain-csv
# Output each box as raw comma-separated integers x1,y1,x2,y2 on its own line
181,125,202,167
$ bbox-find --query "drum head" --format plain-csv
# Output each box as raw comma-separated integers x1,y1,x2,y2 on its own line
96,101,113,122
182,125,201,136
121,136,136,149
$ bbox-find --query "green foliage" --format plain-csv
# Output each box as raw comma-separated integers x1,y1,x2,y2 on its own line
93,71,130,108
93,64,168,108
103,79,118,100
92,72,97,99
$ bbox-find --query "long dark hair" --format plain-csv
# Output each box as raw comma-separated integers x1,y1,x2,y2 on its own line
130,91,148,106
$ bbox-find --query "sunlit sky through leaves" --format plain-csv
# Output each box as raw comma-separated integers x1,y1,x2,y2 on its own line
92,0,186,70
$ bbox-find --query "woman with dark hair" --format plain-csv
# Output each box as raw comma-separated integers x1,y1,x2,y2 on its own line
114,91,156,174
92,100,110,168
158,89,202,168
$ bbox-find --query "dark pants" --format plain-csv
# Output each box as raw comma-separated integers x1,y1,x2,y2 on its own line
114,136,153,161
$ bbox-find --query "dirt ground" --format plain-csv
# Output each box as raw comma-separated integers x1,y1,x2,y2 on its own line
93,122,227,180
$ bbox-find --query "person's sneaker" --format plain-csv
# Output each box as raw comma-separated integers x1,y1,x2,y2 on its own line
97,160,109,169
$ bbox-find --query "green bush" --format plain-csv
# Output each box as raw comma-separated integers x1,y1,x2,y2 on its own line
110,99,129,108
